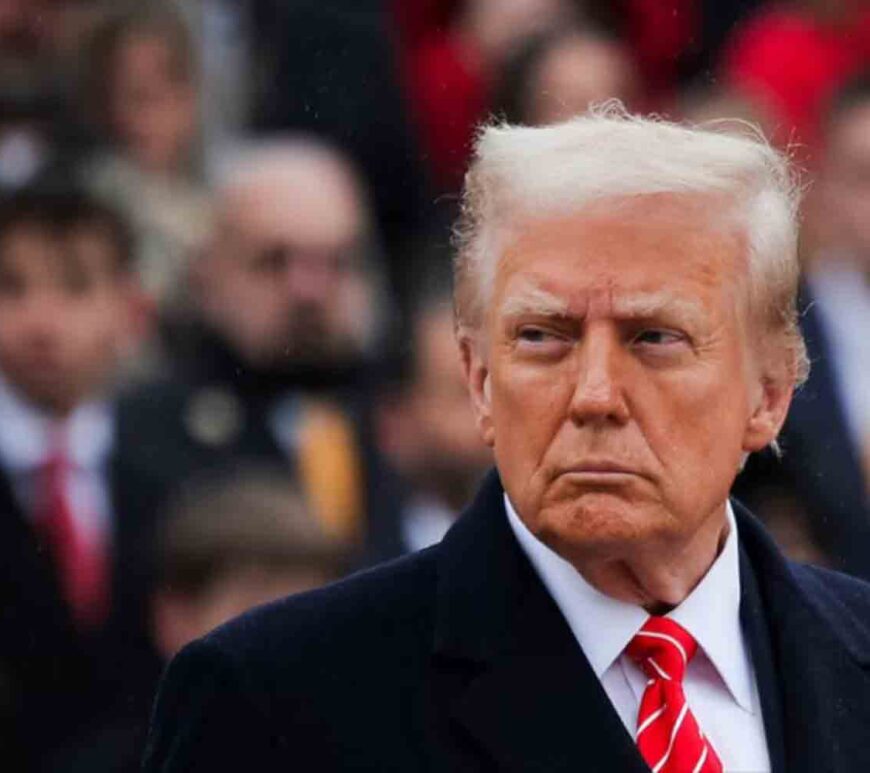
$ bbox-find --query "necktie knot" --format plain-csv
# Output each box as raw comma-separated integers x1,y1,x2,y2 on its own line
626,616,698,683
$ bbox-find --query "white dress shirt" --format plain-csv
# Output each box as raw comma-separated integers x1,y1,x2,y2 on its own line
505,495,771,772
0,373,115,550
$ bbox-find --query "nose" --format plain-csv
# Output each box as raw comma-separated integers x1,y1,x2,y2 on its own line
18,292,65,347
568,325,630,426
286,254,334,306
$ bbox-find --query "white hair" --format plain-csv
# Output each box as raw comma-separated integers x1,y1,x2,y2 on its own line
454,103,808,384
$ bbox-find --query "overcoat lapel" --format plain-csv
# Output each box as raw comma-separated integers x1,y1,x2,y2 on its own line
433,471,648,772
739,543,786,773
432,473,870,772
736,503,870,773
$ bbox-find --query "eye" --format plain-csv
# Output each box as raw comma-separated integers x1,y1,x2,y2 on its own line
631,329,685,346
518,327,554,343
514,325,572,358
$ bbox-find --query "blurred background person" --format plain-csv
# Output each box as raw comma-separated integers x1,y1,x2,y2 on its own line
0,187,168,769
152,468,351,659
396,0,585,191
80,3,209,313
250,0,430,307
128,136,401,565
721,0,870,159
372,266,491,560
494,28,637,126
735,71,870,576
46,467,349,773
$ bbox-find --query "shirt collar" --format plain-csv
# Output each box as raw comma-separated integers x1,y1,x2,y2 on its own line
504,495,755,713
0,371,114,472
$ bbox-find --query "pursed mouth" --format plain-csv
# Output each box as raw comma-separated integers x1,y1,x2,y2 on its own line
556,463,648,480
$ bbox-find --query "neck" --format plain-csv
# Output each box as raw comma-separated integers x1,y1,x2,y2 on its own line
577,506,730,611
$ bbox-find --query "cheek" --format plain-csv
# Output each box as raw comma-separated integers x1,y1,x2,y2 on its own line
643,365,750,487
489,359,574,489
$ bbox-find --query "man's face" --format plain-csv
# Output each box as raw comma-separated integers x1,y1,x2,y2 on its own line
464,197,789,566
199,178,373,371
0,223,133,414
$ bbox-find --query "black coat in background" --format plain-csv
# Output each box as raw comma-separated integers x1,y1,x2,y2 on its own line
0,396,171,771
734,284,870,578
143,470,870,772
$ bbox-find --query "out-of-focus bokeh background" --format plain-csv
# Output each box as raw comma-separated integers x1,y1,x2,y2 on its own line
0,0,866,768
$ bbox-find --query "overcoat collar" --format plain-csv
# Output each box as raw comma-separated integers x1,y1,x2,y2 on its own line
433,470,870,772
735,499,870,773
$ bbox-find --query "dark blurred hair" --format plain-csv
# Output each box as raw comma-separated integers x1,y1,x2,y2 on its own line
157,468,351,597
492,26,618,126
493,31,559,125
0,187,134,273
824,70,870,131
82,2,195,133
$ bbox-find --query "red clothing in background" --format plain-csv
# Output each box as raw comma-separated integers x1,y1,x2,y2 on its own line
623,0,698,105
722,5,870,156
404,29,488,193
390,0,487,192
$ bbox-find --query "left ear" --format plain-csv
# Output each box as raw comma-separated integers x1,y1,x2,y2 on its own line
742,374,794,453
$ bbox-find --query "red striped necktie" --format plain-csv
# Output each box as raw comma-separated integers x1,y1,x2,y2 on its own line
625,616,722,773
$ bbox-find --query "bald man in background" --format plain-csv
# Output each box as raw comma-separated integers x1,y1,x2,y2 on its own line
127,136,401,563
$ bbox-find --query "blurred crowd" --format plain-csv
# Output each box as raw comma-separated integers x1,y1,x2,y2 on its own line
0,0,866,769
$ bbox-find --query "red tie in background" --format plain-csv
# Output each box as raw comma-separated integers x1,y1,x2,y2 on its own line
34,439,110,631
626,617,722,773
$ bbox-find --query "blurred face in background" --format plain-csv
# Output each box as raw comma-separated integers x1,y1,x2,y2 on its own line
109,30,196,173
403,305,492,509
0,221,136,414
462,0,577,67
197,156,377,371
153,564,334,659
524,34,636,126
818,100,870,265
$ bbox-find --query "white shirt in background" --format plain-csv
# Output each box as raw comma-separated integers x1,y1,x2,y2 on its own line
0,373,115,551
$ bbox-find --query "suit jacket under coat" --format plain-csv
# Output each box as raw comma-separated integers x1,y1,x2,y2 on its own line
143,470,870,772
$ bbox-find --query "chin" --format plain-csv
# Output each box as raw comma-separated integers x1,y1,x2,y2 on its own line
531,493,676,561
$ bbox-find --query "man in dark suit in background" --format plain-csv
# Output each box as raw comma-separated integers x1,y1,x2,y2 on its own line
143,137,400,559
0,189,169,768
735,74,870,577
144,109,870,772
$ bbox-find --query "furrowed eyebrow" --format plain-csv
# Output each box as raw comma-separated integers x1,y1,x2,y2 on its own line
499,285,707,324
612,295,706,322
499,286,568,319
